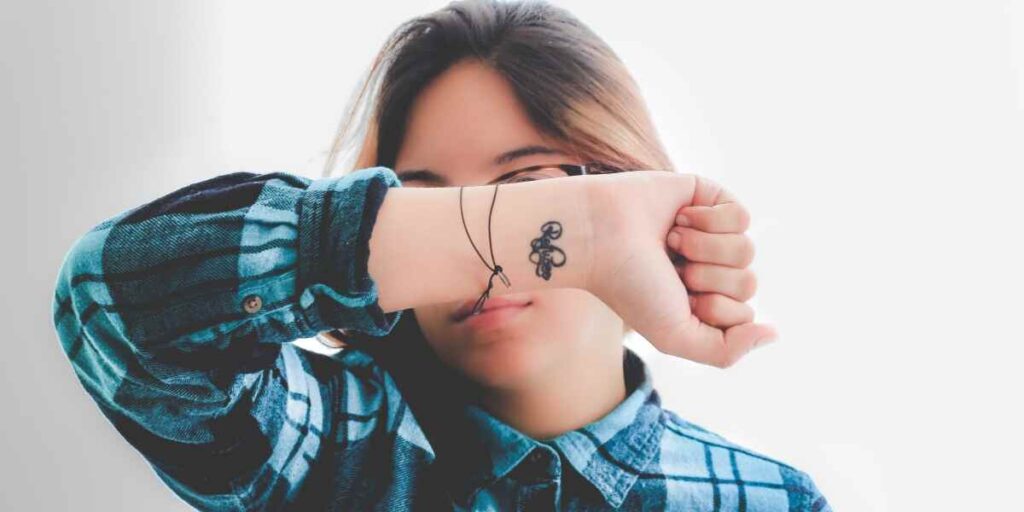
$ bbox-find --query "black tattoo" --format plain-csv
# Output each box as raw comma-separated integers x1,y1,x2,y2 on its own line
529,221,566,280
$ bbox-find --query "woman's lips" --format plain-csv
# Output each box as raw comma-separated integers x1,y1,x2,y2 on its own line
451,297,532,323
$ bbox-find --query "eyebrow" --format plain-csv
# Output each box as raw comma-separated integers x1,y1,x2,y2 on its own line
396,145,565,185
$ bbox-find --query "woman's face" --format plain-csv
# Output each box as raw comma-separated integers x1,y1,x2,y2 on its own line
393,59,625,391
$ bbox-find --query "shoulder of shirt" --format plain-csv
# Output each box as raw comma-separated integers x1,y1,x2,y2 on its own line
657,407,821,486
657,408,830,510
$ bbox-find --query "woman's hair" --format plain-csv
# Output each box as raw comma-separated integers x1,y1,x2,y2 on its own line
318,1,674,501
322,0,674,178
320,0,674,341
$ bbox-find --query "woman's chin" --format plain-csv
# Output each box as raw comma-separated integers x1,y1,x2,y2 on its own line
448,338,553,390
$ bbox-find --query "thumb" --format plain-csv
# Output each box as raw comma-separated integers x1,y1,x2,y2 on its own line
637,253,766,368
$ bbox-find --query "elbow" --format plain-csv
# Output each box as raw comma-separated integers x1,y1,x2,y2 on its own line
52,226,110,355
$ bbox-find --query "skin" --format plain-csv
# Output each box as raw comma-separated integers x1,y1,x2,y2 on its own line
392,59,769,439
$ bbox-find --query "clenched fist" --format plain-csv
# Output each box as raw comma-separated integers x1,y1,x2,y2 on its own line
583,171,777,368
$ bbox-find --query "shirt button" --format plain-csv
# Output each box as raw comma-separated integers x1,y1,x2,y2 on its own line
242,294,263,314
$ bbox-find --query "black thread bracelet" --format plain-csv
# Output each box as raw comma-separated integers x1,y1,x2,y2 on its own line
459,184,512,316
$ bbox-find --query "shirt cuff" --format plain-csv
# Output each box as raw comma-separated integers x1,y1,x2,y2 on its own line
297,166,404,336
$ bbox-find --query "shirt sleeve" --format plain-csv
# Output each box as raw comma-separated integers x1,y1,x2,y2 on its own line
51,167,407,510
783,467,833,512
804,475,832,512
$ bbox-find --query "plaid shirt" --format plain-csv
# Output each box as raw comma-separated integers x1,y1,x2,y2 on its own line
52,167,831,511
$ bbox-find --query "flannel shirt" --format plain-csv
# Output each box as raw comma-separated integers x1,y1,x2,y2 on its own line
52,166,832,511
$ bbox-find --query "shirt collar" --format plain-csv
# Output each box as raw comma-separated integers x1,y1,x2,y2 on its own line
445,347,665,509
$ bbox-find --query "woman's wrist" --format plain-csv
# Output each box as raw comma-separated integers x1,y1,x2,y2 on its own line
447,177,595,300
577,171,642,296
368,177,595,314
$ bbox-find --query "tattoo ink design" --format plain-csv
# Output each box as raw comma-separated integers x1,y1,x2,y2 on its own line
529,221,566,280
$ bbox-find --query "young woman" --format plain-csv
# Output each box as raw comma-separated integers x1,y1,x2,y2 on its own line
53,1,830,510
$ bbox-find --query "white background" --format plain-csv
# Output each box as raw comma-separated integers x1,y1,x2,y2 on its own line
3,1,1023,510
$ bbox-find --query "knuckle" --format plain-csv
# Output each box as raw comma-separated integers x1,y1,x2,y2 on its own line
739,303,756,323
741,271,758,300
682,264,702,287
706,292,728,311
735,204,752,232
680,231,701,256
740,236,756,266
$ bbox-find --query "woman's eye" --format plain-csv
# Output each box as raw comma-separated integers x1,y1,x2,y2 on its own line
502,174,540,184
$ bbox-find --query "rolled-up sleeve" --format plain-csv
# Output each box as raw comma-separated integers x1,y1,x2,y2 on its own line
51,166,405,509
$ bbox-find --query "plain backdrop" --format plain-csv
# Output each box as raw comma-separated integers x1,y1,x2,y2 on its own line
4,1,1023,510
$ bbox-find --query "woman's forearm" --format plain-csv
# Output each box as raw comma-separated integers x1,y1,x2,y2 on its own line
369,177,593,314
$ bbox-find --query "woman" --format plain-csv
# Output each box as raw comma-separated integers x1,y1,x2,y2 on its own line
53,0,830,510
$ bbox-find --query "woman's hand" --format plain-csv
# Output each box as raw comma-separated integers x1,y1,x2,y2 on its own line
584,171,776,368
669,184,777,341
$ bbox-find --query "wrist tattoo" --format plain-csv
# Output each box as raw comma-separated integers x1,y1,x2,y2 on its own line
529,221,566,281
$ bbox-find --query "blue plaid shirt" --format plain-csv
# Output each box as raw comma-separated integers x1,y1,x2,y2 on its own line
53,167,831,511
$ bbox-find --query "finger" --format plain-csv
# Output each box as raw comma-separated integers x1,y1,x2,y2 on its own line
677,263,757,302
689,175,742,208
679,175,751,232
688,292,754,328
666,315,778,369
676,202,750,234
667,227,755,268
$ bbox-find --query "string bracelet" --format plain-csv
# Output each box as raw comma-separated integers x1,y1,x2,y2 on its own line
459,184,512,315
